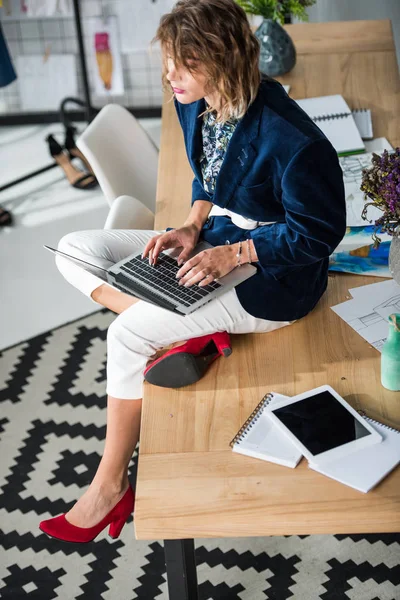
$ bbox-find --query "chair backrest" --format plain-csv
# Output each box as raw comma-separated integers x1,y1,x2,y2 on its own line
76,104,159,212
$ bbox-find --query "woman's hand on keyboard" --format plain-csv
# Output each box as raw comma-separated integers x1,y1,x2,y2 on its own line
176,244,237,287
142,224,200,266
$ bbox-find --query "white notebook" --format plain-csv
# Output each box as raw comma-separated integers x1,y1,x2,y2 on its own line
295,94,366,156
352,108,373,140
308,416,400,493
230,392,302,468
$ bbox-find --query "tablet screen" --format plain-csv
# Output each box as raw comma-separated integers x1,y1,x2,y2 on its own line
270,390,372,456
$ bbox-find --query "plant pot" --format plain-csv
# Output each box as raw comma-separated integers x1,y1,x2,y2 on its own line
254,18,296,77
389,232,400,285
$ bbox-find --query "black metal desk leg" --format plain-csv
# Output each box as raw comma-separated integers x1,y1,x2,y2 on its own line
164,539,199,600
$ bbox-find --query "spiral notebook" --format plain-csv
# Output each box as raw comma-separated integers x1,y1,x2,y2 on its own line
229,392,302,468
308,414,400,493
295,94,366,156
230,392,399,490
352,108,373,140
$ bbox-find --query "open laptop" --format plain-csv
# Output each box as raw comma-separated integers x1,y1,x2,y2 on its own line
44,241,256,315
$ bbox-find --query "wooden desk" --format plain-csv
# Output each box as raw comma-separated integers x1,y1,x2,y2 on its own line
134,20,400,599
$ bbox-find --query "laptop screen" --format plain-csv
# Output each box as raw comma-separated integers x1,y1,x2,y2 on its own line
43,246,109,282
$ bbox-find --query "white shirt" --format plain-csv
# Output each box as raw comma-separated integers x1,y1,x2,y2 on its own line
209,204,276,230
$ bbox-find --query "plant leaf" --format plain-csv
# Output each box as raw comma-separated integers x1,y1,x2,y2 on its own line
235,0,315,22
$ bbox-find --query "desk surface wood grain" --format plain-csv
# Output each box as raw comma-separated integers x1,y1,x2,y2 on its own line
134,20,400,540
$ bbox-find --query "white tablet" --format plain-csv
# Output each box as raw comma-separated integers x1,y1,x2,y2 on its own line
266,385,382,466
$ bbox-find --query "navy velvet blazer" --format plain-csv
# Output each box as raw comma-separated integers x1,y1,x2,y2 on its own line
173,77,346,321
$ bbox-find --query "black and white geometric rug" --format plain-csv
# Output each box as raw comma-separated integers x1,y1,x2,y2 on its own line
1,309,399,600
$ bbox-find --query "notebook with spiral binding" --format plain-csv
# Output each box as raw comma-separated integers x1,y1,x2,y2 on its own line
295,94,366,156
229,392,302,468
308,414,400,493
352,108,373,140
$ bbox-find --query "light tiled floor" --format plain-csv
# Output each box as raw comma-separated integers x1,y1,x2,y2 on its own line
0,119,161,351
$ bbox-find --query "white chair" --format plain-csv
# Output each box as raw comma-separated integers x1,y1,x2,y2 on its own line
76,104,159,230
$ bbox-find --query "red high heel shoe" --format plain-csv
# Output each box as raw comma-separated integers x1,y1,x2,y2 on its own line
39,486,135,543
144,331,232,388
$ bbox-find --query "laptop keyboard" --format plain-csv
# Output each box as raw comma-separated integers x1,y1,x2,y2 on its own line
119,253,222,307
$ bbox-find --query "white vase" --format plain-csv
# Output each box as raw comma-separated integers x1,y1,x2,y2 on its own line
389,232,400,285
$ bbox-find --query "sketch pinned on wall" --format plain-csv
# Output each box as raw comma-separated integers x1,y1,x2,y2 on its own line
116,0,175,53
85,16,124,97
16,54,77,111
25,0,72,17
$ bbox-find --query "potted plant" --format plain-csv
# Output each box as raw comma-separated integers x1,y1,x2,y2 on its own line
361,147,400,282
235,0,316,76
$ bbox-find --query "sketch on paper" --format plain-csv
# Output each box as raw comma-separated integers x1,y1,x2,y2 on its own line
331,281,400,352
339,153,385,227
116,0,175,53
16,55,77,111
339,153,377,185
85,16,124,97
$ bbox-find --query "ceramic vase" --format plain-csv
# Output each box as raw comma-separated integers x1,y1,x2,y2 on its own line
389,231,400,285
254,18,296,77
381,313,400,392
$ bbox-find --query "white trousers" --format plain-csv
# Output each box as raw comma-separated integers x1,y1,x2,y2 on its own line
56,229,294,399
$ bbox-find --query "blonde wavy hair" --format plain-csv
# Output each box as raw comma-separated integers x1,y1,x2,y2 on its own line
151,0,261,123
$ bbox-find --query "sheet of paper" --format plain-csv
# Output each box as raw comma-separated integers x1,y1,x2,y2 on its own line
344,182,382,227
331,280,400,352
339,150,393,227
16,55,77,111
25,0,72,17
335,227,392,252
116,0,175,52
329,225,392,277
85,16,124,97
364,137,393,152
349,279,398,300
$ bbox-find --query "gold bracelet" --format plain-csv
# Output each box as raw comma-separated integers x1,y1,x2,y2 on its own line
246,238,252,263
236,240,242,267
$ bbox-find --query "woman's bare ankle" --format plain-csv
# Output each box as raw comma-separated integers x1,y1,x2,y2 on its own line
91,473,130,496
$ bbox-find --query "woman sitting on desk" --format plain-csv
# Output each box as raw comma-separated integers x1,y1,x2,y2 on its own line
40,0,346,544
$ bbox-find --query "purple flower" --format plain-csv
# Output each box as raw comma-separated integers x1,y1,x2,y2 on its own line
361,147,400,246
